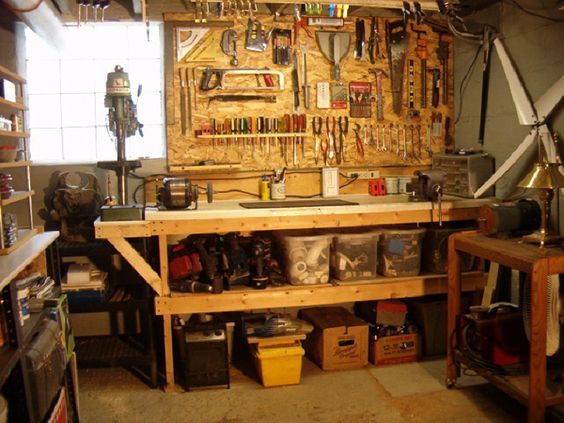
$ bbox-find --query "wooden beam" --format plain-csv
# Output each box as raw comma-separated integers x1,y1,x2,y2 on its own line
155,272,486,314
107,237,163,296
94,219,152,239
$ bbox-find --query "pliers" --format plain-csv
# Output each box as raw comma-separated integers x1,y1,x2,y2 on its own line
353,123,364,157
337,116,348,164
312,116,323,165
326,116,336,164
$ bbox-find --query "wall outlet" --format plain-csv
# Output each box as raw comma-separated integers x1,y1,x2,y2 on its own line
346,170,380,179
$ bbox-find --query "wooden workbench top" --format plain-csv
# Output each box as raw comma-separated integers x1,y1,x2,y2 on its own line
142,194,495,221
94,195,495,238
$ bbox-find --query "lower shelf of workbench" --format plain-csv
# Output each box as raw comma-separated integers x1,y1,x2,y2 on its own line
155,271,486,315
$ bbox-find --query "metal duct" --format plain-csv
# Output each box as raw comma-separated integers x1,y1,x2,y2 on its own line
2,0,67,50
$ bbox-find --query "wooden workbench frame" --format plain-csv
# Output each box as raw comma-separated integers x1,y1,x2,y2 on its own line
95,200,488,390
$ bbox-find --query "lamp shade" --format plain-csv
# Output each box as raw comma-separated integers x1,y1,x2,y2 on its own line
517,163,564,190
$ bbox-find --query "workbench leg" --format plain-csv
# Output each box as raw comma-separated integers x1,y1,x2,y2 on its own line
446,233,462,387
159,235,170,296
528,260,548,422
163,314,176,392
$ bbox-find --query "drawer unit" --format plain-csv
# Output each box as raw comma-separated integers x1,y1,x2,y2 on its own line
432,153,494,198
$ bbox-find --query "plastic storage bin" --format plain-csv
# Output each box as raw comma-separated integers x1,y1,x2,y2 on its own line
422,224,475,273
377,228,426,277
252,341,304,387
331,232,380,281
280,234,331,285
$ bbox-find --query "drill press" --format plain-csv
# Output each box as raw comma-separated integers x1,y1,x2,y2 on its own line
97,65,144,221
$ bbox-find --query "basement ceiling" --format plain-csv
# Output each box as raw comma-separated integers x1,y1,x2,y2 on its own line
47,0,500,23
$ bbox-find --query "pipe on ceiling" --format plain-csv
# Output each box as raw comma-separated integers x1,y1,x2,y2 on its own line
2,0,67,50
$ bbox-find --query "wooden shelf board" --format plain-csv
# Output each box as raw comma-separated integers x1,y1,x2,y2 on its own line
155,271,486,314
0,190,34,206
455,352,564,406
0,65,26,84
0,97,27,111
184,1,439,9
0,160,31,169
197,133,309,139
0,228,38,256
0,130,29,138
0,231,58,289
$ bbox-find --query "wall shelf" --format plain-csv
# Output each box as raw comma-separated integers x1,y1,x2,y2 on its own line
0,231,57,289
0,160,32,169
0,97,27,111
0,130,29,138
0,190,34,207
0,228,38,256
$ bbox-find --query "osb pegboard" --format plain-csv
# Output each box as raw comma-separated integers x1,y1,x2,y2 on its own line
164,12,454,172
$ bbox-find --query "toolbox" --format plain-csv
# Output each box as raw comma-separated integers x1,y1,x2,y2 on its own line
432,153,495,198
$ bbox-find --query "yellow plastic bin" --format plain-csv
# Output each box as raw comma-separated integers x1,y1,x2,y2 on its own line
252,341,304,387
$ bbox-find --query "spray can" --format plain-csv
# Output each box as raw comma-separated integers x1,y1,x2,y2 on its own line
259,176,271,201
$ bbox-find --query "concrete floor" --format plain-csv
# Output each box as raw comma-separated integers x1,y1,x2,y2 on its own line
78,358,528,423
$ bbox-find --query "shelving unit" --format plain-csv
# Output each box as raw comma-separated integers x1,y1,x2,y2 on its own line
58,239,158,388
0,64,34,253
0,231,78,422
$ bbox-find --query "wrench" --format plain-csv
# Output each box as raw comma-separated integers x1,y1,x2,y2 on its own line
369,124,375,146
409,125,415,159
402,124,408,161
380,124,387,152
416,124,422,158
426,124,433,156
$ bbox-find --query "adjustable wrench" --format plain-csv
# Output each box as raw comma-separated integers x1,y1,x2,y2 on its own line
409,125,415,159
416,124,422,158
426,124,433,156
402,125,408,161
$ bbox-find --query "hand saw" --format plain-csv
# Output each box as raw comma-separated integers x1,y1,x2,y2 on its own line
386,20,409,116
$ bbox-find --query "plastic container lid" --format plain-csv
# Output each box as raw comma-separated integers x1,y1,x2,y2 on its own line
380,228,426,239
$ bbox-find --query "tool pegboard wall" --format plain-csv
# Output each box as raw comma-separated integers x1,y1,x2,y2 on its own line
164,12,453,172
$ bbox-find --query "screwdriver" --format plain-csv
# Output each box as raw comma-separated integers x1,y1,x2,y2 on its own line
100,0,110,21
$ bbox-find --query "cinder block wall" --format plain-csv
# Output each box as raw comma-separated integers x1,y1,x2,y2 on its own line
454,0,563,231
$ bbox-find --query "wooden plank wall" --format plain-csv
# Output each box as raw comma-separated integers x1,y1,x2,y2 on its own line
162,11,454,199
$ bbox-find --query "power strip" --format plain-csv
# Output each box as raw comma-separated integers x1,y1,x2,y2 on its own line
346,170,380,179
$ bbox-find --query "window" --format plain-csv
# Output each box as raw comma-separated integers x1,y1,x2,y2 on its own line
25,23,164,164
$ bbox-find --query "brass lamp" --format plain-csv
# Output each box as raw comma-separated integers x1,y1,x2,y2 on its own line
517,162,564,247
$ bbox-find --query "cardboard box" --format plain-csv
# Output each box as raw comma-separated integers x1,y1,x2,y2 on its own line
370,333,419,366
298,307,368,370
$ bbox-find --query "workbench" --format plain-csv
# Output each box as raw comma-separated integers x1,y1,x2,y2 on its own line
447,232,564,422
94,194,492,390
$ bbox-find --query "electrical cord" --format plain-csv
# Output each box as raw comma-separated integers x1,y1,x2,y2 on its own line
502,0,564,22
455,44,483,125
